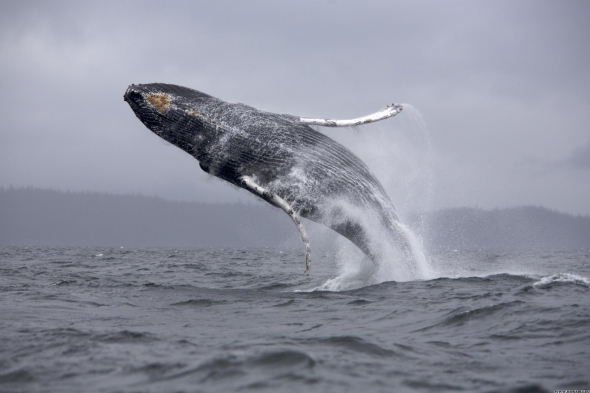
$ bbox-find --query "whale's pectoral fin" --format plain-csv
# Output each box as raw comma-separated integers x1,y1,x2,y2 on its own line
299,103,403,127
240,176,311,274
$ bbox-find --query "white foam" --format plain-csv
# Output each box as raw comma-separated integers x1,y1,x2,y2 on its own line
316,253,377,292
533,273,590,288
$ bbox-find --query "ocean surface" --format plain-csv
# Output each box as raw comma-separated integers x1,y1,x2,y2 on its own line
1,246,589,392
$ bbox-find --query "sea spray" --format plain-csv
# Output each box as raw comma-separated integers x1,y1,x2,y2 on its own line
315,104,437,288
396,221,434,279
400,104,435,240
316,240,377,292
313,212,434,291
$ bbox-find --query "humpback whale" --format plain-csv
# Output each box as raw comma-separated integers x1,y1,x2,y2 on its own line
124,83,409,274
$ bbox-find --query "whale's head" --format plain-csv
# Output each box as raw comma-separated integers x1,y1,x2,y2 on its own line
124,83,216,155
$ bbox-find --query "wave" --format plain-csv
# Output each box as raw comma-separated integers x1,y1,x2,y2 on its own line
170,298,228,307
308,268,590,293
297,335,400,358
153,348,316,385
532,273,590,288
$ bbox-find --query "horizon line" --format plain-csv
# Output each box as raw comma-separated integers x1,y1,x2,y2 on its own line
1,185,588,218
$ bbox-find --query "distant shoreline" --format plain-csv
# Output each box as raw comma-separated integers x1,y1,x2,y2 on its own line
1,187,588,250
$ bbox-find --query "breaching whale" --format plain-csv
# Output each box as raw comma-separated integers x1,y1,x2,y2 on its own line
124,83,409,273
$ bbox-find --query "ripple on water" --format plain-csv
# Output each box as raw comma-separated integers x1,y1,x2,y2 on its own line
299,335,400,358
1,247,589,392
170,299,228,307
440,301,525,327
150,349,316,386
97,330,157,344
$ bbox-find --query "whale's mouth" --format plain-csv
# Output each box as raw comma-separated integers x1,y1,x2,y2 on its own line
123,85,150,113
124,85,171,114
124,83,213,103
123,86,140,103
124,85,168,134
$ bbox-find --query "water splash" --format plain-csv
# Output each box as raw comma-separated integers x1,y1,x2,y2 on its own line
533,273,590,288
396,221,433,279
313,104,437,289
400,104,435,233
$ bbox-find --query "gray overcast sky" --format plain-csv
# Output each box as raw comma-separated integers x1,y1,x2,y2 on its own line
1,0,589,215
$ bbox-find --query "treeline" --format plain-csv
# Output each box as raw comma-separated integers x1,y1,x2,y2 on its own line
419,206,590,250
1,187,589,250
0,187,296,247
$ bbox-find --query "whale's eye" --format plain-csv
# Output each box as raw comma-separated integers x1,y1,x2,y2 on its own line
146,93,170,114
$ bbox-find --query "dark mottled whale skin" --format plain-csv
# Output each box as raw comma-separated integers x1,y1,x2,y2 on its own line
124,83,407,262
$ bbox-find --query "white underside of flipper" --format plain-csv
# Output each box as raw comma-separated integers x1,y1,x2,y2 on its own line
299,103,403,127
240,176,311,274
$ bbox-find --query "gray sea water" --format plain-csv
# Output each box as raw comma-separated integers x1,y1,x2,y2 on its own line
1,246,589,393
